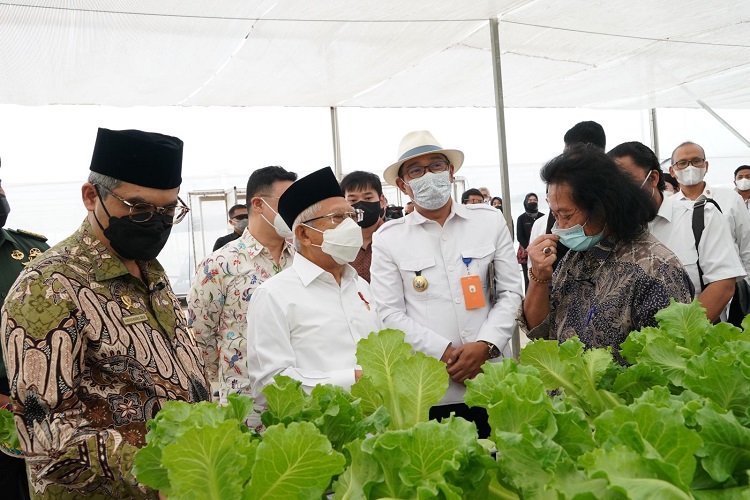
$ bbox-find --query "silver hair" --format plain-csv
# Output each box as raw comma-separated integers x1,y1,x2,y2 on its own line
291,202,321,252
88,171,122,198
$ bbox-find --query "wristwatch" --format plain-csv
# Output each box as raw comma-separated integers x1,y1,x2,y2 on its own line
480,340,500,359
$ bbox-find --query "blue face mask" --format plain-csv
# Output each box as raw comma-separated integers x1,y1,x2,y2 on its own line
551,220,604,252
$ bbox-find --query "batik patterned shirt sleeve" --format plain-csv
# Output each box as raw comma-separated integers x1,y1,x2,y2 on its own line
187,230,293,404
520,234,694,364
0,220,209,499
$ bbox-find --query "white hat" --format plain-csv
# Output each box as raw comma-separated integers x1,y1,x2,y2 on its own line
383,130,464,186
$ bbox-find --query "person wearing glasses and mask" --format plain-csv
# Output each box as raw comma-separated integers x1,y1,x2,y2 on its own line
521,145,694,364
0,128,209,498
370,131,523,439
188,166,296,423
668,142,750,325
213,203,248,251
246,167,381,404
340,170,386,283
610,141,746,325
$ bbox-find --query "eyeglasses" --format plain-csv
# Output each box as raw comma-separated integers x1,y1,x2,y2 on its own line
230,214,248,221
549,208,579,223
302,209,364,225
95,184,190,225
402,160,450,180
671,158,705,170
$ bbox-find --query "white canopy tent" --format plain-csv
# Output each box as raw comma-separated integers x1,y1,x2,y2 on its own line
2,1,749,109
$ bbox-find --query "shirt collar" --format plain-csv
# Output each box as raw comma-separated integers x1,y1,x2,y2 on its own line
75,219,167,284
676,183,711,201
239,228,294,260
406,199,464,226
293,253,357,287
655,193,674,222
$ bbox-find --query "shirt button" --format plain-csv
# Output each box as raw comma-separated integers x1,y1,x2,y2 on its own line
460,330,467,338
448,265,454,271
454,297,461,304
441,235,448,241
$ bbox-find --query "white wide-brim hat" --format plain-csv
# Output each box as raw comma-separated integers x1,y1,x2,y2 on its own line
383,130,464,186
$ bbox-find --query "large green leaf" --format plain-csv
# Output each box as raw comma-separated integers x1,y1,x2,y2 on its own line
653,299,711,354
695,405,750,485
332,439,383,500
132,442,169,493
161,420,254,500
593,404,702,490
580,446,693,499
261,375,310,426
245,422,346,499
637,336,692,387
611,363,669,403
364,417,495,500
684,342,750,425
354,329,447,430
464,358,540,409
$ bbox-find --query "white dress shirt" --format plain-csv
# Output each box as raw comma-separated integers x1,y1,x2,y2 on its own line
245,253,382,404
675,184,750,276
649,193,745,293
370,202,523,406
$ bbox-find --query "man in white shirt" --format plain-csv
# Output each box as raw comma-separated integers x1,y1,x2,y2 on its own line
370,130,523,438
246,167,382,404
188,166,296,407
670,141,750,324
734,165,750,213
609,141,744,323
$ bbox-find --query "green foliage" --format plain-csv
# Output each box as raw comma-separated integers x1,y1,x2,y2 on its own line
351,328,448,430
0,408,20,454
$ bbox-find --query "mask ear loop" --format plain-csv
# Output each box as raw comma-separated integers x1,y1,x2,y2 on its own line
92,185,114,231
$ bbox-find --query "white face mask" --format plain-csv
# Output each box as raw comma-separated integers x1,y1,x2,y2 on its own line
673,166,706,186
736,178,750,191
304,217,363,265
260,199,293,238
663,191,674,198
406,171,452,210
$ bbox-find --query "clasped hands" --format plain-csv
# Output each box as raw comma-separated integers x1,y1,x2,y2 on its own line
441,342,490,385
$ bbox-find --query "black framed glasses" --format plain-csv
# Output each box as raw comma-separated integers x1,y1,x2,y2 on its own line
403,160,450,180
95,184,190,225
671,158,705,170
230,214,248,221
302,209,364,225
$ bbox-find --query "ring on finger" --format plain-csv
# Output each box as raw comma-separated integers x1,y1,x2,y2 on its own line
542,246,552,255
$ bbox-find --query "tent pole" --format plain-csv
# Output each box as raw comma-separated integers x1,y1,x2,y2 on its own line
649,108,660,159
489,18,513,239
696,100,750,149
490,17,521,360
330,107,343,180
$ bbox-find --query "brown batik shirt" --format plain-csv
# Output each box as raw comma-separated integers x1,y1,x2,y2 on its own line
0,220,209,499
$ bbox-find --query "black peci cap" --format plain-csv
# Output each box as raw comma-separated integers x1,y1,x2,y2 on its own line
278,167,343,229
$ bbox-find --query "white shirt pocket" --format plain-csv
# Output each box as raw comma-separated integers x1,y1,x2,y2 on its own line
460,244,496,287
398,257,437,300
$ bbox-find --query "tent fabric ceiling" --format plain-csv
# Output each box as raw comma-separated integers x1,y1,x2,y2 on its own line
2,0,749,109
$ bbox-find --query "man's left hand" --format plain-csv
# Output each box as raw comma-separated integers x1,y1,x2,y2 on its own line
446,342,490,384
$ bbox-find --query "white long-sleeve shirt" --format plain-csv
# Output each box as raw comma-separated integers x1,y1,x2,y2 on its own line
245,253,382,404
370,202,523,405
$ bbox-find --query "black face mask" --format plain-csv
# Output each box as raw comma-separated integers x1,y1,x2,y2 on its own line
352,200,384,229
525,201,538,213
0,193,10,228
94,190,172,261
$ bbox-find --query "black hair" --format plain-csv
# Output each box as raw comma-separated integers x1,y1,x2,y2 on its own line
540,144,656,243
608,141,666,193
461,188,484,204
491,196,502,205
340,170,383,197
662,173,679,191
734,165,750,177
670,141,706,163
246,166,298,206
228,204,247,218
563,121,606,150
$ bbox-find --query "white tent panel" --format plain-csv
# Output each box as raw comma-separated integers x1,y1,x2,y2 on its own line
0,0,749,109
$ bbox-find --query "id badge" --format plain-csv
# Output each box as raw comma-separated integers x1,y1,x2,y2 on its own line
460,275,486,310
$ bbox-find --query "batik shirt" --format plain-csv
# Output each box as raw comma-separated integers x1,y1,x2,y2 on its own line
0,220,209,499
187,229,293,403
520,234,694,363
